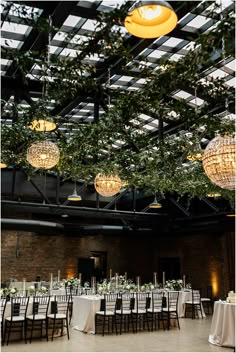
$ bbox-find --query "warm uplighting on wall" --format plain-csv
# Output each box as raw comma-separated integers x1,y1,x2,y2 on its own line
211,271,219,297
66,270,76,278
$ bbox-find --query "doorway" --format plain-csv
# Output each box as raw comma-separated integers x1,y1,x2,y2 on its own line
159,257,181,280
78,257,95,285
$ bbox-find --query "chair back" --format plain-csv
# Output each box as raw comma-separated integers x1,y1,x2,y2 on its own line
166,291,179,310
52,295,71,317
32,295,50,317
151,291,163,311
100,293,119,314
191,290,201,304
135,292,150,312
0,297,7,321
120,293,135,313
10,296,29,319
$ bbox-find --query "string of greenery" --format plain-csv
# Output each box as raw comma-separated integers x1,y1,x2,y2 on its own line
1,2,235,201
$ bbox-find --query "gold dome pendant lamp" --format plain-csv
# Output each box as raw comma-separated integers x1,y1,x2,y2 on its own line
124,1,178,39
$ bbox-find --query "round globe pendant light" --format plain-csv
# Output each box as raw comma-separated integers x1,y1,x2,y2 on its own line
27,140,60,169
94,174,122,197
0,162,7,168
124,1,178,39
29,118,56,132
202,136,235,190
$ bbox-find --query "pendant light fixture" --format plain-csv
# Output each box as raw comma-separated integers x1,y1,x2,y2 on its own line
29,16,56,132
67,181,82,201
124,1,178,39
0,162,7,168
149,194,162,208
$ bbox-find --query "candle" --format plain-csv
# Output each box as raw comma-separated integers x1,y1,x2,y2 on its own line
162,272,165,287
50,273,53,290
115,273,119,289
136,276,140,291
23,278,26,295
153,272,157,287
58,270,60,283
79,273,82,286
109,269,112,280
183,274,186,288
124,272,127,281
91,276,96,294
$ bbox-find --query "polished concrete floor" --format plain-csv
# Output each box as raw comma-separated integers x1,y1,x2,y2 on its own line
2,316,234,352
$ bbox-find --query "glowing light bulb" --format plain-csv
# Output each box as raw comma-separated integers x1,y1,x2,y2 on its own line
40,154,47,160
138,5,162,20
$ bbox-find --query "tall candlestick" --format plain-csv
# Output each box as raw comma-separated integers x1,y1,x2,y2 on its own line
162,272,165,287
23,278,26,295
91,276,96,294
136,276,140,291
79,273,82,286
124,272,127,281
183,274,186,288
153,272,157,287
115,273,119,289
50,273,53,290
109,269,112,280
58,270,60,283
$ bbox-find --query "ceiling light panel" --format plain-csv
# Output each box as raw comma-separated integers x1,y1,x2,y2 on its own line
63,15,81,27
173,90,192,100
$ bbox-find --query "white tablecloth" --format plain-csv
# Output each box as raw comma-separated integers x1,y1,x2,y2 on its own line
71,295,102,334
208,301,236,348
50,289,66,296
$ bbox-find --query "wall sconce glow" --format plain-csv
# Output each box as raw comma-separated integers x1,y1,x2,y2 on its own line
124,1,178,39
29,119,56,132
211,271,218,297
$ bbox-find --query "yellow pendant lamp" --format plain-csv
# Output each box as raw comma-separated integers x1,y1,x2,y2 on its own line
29,118,56,132
124,1,178,39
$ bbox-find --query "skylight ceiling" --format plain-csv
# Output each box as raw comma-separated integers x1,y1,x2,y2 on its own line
1,0,235,142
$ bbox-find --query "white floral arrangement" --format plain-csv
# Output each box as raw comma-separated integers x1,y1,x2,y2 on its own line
0,287,19,297
64,277,81,287
124,282,137,292
39,286,48,294
27,285,36,295
165,279,183,291
140,283,155,292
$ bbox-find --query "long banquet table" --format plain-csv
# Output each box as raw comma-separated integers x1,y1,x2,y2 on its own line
208,301,236,348
71,291,206,334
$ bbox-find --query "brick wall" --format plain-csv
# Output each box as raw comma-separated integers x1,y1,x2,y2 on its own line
1,229,234,298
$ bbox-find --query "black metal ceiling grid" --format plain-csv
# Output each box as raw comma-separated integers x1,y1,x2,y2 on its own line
1,0,235,145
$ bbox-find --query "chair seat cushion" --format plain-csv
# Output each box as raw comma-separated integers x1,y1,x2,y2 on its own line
47,313,67,319
162,308,176,312
6,316,25,322
132,309,146,314
96,311,114,316
147,308,162,313
201,298,211,301
185,301,200,304
27,314,46,320
116,309,131,315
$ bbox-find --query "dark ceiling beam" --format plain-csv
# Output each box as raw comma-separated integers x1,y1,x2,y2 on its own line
1,200,165,222
169,197,190,217
201,197,220,213
103,188,130,209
